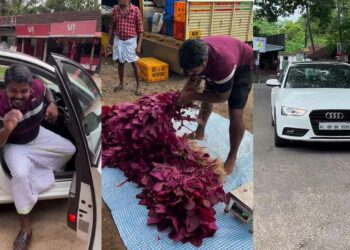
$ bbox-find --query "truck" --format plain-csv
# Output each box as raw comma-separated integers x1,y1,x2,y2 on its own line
101,0,253,74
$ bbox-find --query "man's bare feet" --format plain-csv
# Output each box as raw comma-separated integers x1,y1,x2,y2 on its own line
184,130,205,140
224,155,236,175
134,89,142,96
113,84,123,92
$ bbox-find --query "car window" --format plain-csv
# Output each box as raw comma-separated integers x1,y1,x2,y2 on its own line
0,64,9,88
285,65,350,88
0,63,58,92
33,73,60,93
279,63,288,83
60,62,101,156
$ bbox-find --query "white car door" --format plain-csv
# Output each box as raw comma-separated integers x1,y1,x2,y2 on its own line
49,54,101,250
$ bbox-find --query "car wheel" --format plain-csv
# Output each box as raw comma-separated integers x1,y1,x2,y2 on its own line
274,112,288,147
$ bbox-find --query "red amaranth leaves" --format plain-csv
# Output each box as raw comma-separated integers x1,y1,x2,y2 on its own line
102,91,225,247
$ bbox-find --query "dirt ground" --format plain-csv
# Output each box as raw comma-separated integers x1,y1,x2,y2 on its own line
101,59,253,131
101,58,253,249
0,199,86,250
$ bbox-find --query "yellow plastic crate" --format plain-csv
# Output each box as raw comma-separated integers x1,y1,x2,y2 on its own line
138,57,169,83
189,30,202,39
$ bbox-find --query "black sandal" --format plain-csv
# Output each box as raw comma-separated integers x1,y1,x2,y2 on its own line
113,85,124,92
13,230,32,250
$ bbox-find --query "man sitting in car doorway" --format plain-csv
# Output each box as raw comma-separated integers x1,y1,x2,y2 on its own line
0,65,76,250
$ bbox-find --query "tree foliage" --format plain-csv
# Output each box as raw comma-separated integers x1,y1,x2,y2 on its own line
255,0,346,54
255,0,336,24
0,0,99,15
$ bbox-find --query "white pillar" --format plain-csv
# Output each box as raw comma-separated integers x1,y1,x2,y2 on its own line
90,38,95,71
43,38,48,62
33,39,37,58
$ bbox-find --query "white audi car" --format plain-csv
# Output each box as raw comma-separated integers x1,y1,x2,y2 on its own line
0,49,101,249
267,61,350,147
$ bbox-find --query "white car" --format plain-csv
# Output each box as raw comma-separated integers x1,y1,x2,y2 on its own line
267,61,350,147
0,49,101,249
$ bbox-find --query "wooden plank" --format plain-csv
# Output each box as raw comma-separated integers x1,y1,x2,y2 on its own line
189,17,211,21
185,1,189,39
231,21,250,26
232,31,251,35
189,6,212,10
245,0,253,42
230,1,236,36
212,25,231,30
212,13,234,17
232,13,251,17
189,20,211,24
209,2,214,35
188,15,212,19
212,24,231,29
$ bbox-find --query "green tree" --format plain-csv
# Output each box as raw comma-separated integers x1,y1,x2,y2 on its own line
0,0,40,15
45,0,99,12
0,0,99,14
255,0,336,52
253,16,282,36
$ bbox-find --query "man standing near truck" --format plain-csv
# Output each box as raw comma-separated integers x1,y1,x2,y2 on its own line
178,35,253,175
108,0,144,95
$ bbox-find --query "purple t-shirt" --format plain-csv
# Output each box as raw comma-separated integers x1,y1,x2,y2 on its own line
0,79,46,144
201,36,253,83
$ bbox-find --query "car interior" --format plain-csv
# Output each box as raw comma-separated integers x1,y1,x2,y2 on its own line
0,63,78,181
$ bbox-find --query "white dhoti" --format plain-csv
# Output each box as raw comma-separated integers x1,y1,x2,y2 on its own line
4,126,76,214
112,35,138,63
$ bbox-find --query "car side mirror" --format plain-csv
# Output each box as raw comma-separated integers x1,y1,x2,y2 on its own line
266,79,281,87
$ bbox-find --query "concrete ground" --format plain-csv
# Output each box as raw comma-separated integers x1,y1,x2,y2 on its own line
254,84,350,249
0,199,86,250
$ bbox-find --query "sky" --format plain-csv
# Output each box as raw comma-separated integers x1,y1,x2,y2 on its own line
278,8,302,22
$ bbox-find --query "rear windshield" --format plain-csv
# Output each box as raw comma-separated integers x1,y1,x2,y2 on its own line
285,64,350,88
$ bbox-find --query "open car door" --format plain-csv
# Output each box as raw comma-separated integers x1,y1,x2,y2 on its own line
48,53,101,250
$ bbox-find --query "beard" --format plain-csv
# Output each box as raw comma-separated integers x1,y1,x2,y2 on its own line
10,98,25,108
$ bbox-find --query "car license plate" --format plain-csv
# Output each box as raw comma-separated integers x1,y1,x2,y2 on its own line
319,122,350,130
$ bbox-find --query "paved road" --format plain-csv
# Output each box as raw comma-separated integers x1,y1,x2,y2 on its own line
0,199,86,250
254,84,350,249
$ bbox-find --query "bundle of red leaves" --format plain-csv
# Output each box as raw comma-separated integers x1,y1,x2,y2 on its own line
102,91,226,247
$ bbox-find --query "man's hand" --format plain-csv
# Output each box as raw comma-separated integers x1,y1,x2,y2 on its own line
3,109,23,133
178,89,196,106
183,77,201,91
136,45,141,56
177,78,202,106
45,102,58,124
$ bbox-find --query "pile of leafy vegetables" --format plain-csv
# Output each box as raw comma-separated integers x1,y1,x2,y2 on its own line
102,91,226,247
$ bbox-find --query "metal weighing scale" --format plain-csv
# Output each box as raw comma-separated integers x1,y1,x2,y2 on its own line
225,182,253,232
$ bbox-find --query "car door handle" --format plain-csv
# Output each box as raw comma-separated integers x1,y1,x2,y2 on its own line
83,123,90,136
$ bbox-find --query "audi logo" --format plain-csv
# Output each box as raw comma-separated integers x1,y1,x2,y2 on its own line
325,112,344,119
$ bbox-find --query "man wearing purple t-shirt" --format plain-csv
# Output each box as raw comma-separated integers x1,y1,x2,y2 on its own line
0,65,76,250
178,36,253,175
